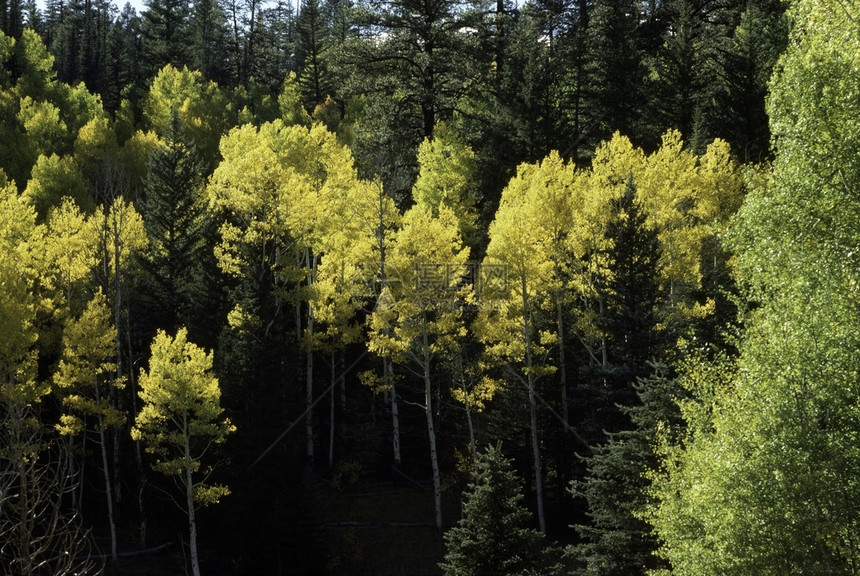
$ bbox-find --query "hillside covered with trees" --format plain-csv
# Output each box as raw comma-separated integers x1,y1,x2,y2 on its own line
0,0,857,574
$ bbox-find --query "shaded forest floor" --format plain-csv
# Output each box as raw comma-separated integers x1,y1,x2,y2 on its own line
101,478,459,575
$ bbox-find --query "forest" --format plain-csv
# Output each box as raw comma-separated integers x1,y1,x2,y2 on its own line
1,0,858,573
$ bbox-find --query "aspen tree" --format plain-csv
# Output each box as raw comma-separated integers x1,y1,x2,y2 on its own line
133,328,235,576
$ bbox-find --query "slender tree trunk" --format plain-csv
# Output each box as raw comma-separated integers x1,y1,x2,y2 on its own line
387,358,401,466
374,180,400,466
306,252,317,464
522,276,546,533
458,354,476,462
339,352,346,410
329,348,336,468
557,296,569,429
111,205,126,510
98,421,118,559
127,327,147,545
306,314,315,463
599,295,607,368
184,415,201,576
422,316,443,530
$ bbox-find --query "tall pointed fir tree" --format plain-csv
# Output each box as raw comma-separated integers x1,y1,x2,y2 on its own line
578,0,646,154
104,4,143,116
189,0,231,85
441,443,553,576
140,0,190,80
251,0,297,91
338,0,483,195
600,172,664,403
139,111,214,340
570,363,684,576
0,0,23,38
296,0,329,110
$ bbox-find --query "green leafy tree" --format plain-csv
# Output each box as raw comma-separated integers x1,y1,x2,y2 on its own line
367,204,470,529
647,1,860,574
440,443,551,576
53,290,123,560
133,328,235,576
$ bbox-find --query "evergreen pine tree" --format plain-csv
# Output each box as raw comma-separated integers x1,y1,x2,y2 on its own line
570,363,682,576
104,4,143,115
1,0,24,38
579,0,645,153
441,443,554,576
139,111,214,338
189,0,230,85
579,172,664,442
296,0,329,109
251,0,297,91
603,173,663,382
140,0,190,80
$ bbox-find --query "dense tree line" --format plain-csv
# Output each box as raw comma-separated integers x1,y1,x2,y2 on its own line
2,0,858,574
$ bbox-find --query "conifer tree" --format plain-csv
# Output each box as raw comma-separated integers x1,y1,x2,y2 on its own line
571,364,681,576
140,0,190,80
296,0,329,109
441,443,551,576
189,0,230,85
252,0,297,91
597,172,664,425
140,111,212,337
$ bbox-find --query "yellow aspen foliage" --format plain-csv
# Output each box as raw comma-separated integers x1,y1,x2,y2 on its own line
53,291,123,436
367,204,470,363
143,65,231,162
22,153,91,220
638,130,742,292
133,328,235,498
89,195,149,282
0,182,46,405
36,198,99,351
413,122,479,243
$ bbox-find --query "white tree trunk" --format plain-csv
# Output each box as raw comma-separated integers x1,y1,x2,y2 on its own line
522,277,546,533
329,350,336,468
98,423,118,559
306,252,317,464
184,416,202,576
422,319,442,530
557,297,569,430
386,358,401,466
